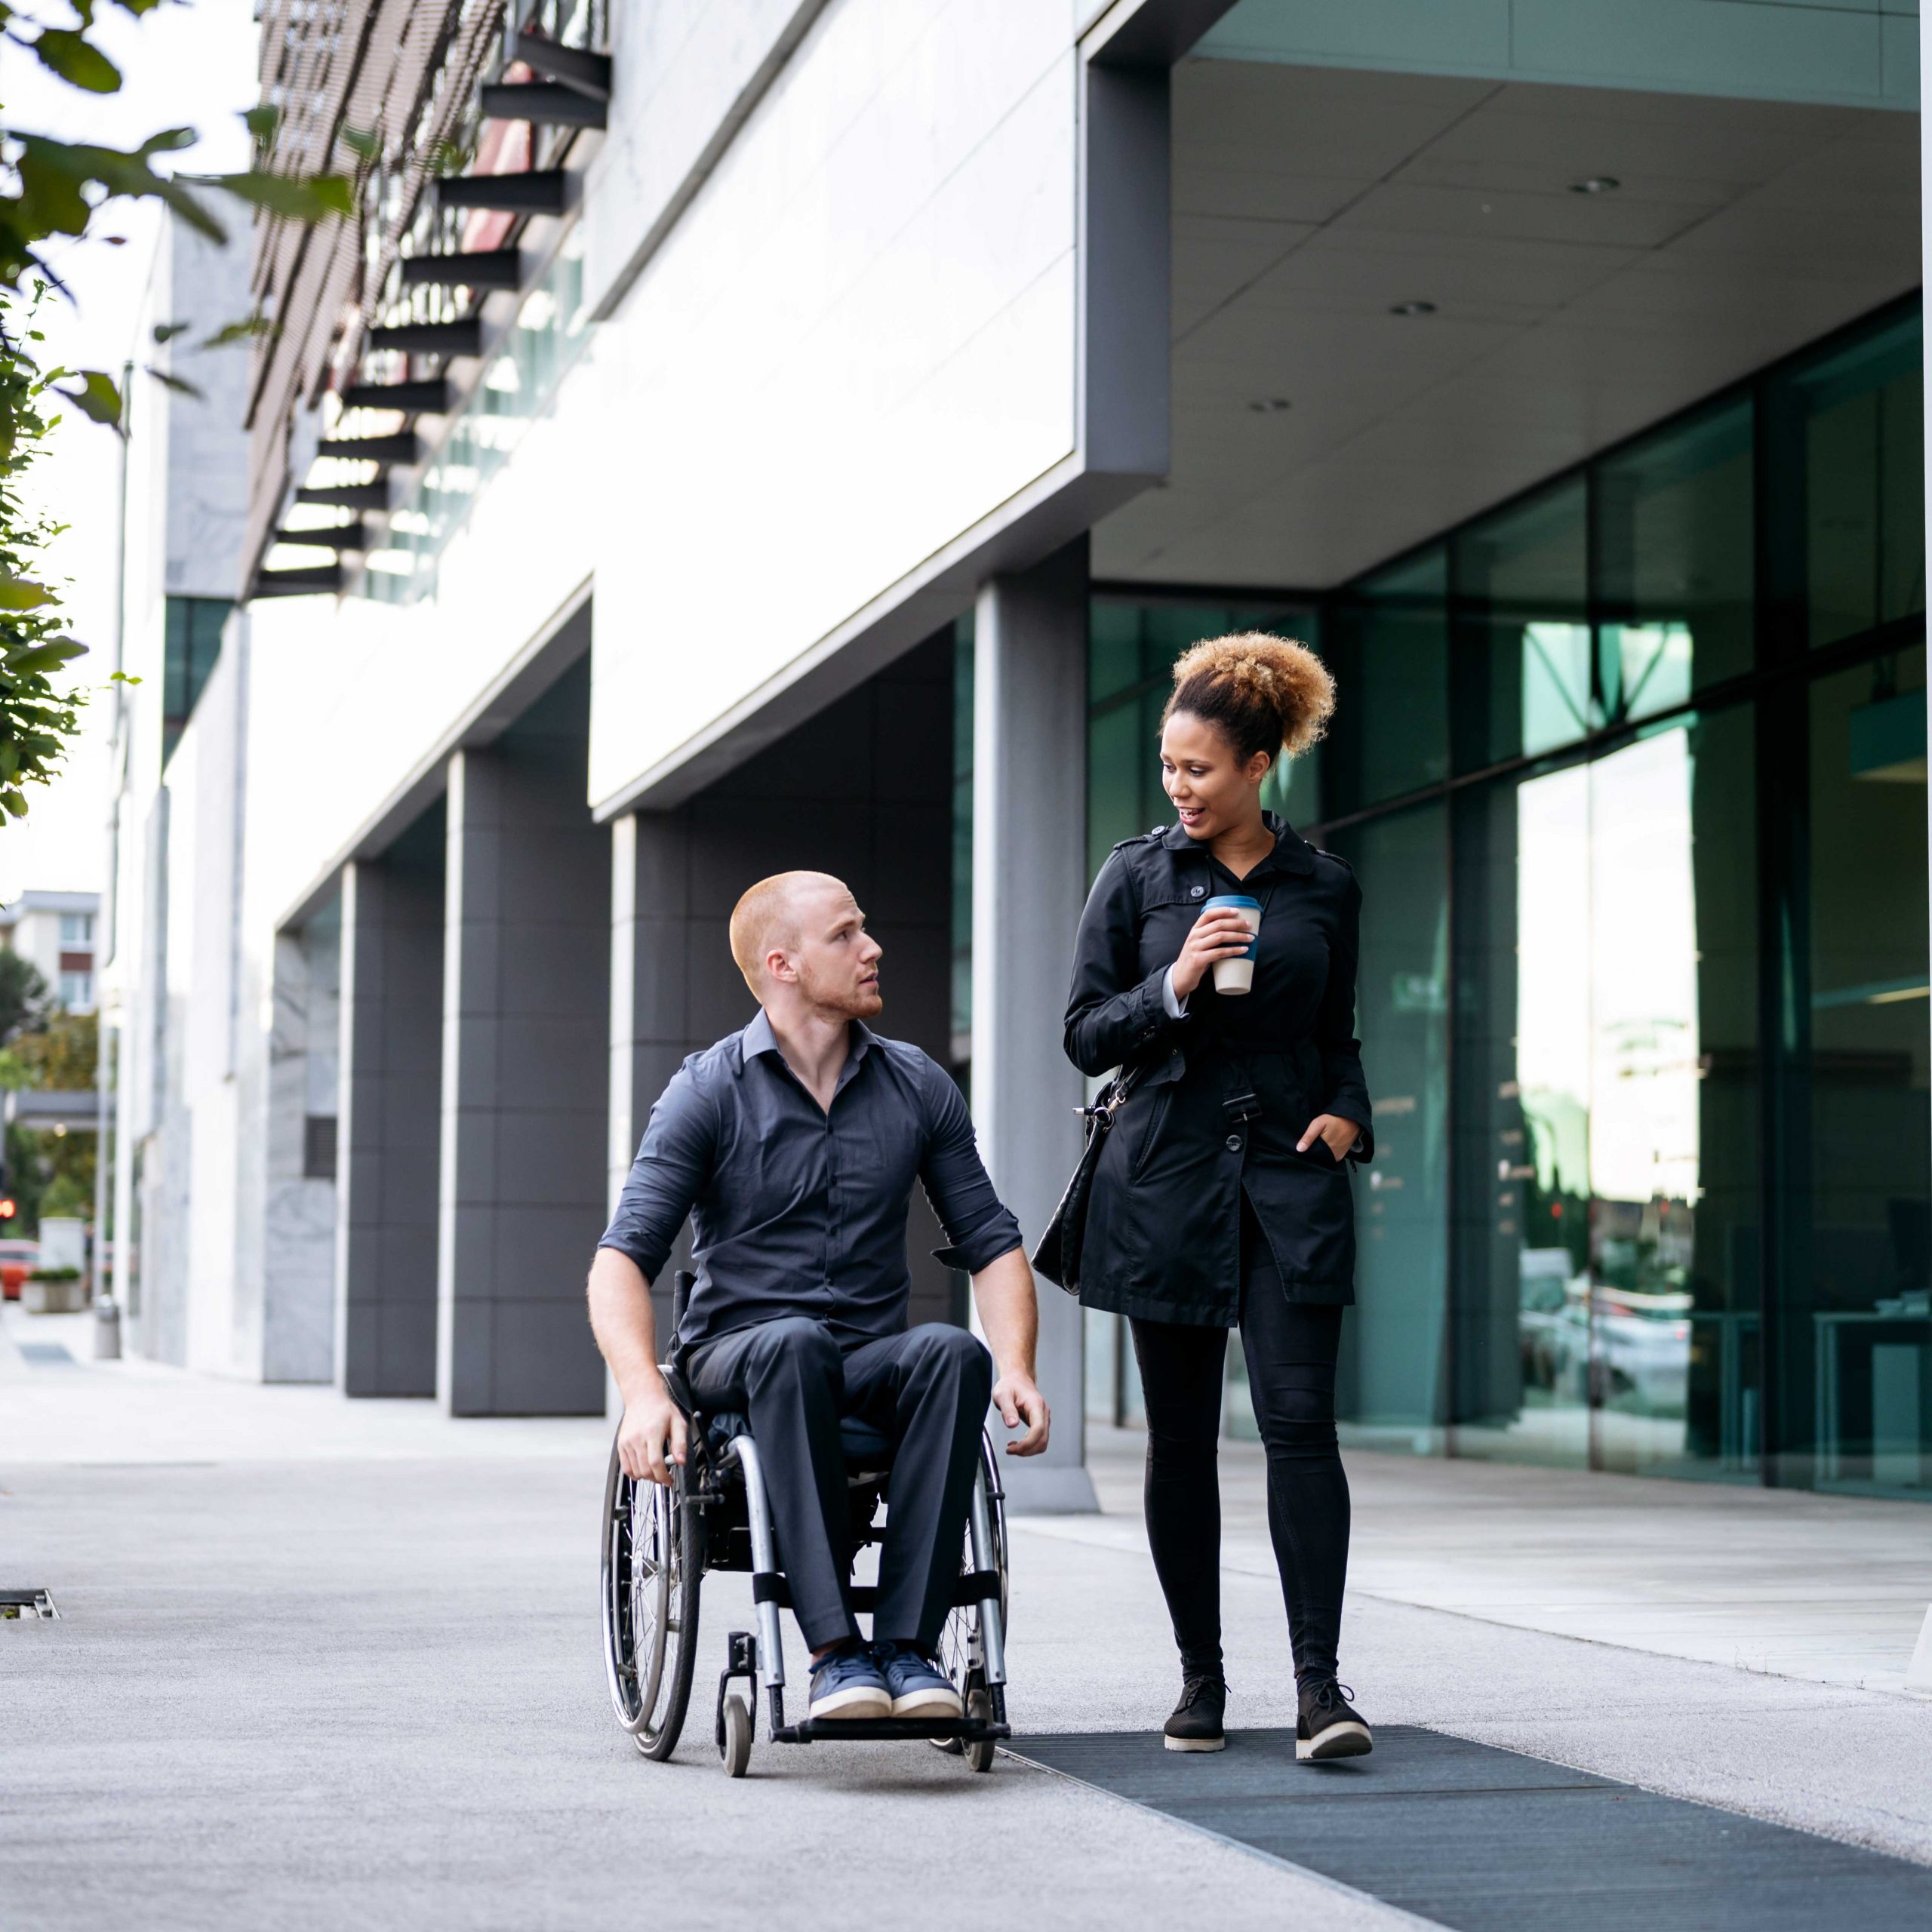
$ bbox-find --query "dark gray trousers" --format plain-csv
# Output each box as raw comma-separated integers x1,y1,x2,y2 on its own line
686,1316,992,1652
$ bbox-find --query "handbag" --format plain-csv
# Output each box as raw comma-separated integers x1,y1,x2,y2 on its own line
1029,1063,1145,1294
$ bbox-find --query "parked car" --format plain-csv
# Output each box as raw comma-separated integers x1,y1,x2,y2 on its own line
0,1239,42,1301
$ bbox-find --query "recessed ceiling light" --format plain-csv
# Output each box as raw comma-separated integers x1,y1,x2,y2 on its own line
1570,176,1620,195
1389,301,1436,317
1246,397,1291,414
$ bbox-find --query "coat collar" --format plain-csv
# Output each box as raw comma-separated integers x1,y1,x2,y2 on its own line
1158,810,1316,877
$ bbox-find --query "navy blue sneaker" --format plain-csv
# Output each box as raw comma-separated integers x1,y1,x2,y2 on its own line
875,1642,964,1720
808,1642,891,1721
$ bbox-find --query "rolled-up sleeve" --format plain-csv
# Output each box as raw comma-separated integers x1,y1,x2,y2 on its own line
598,1060,718,1281
917,1059,1023,1273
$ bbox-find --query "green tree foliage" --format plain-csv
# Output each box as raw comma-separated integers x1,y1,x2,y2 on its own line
1,0,352,817
0,1004,98,1232
0,294,88,816
0,946,49,1041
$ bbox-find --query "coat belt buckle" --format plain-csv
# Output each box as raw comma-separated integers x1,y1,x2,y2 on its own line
1223,1089,1260,1127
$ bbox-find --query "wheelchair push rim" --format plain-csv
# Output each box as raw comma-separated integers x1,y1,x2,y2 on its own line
933,1432,1009,1763
599,1429,700,1757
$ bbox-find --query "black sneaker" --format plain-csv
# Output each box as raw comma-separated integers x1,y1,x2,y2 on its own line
1163,1673,1226,1753
1297,1678,1372,1761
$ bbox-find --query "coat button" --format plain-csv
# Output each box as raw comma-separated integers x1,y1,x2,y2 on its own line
1226,1134,1241,1152
1190,885,1205,899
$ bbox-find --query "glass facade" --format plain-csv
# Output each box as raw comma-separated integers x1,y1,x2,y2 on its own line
1083,297,1930,1500
367,225,592,605
162,595,232,765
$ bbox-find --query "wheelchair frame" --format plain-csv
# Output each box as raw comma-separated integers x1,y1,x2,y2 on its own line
600,1273,1012,1777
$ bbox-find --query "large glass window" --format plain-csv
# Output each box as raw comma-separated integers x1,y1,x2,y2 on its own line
1081,298,1927,1497
1595,396,1755,712
1798,646,1929,1496
1337,801,1451,1450
1322,549,1449,817
1791,312,1925,653
1451,712,1760,1475
1453,480,1592,773
162,595,231,764
1452,767,1594,1466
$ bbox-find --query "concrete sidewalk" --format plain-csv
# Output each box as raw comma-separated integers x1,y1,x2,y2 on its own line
3,1306,1930,1930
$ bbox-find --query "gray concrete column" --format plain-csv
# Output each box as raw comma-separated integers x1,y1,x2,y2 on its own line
335,824,445,1397
608,808,697,1346
972,537,1099,1512
261,903,339,1383
439,669,610,1417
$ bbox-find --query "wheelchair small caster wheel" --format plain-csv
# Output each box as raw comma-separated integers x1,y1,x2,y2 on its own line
928,1734,964,1756
964,1688,995,1774
719,1693,752,1777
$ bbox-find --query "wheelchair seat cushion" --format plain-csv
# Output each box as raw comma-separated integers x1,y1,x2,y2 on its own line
703,1409,896,1468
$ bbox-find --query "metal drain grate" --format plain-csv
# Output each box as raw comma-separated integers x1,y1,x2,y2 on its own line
0,1589,59,1620
1008,1727,1932,1930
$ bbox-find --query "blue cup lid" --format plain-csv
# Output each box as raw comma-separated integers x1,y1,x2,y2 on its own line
1202,894,1261,910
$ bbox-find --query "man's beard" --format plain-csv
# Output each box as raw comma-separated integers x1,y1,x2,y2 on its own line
798,968,883,1021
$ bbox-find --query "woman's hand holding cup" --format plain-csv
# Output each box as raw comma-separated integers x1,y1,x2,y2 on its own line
1172,903,1260,999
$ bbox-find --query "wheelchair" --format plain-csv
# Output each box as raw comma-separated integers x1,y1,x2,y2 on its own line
599,1273,1012,1777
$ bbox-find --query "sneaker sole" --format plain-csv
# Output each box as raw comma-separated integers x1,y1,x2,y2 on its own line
810,1685,892,1721
891,1689,964,1720
1164,1733,1227,1753
1297,1722,1372,1761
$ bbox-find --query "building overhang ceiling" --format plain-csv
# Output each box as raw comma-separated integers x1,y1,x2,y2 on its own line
1094,59,1921,590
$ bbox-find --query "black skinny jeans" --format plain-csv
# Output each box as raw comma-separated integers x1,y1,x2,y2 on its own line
1129,1207,1349,1688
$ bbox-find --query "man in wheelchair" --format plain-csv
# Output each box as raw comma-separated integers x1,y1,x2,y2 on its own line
587,871,1050,1729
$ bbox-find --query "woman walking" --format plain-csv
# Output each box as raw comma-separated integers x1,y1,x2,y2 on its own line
1063,634,1373,1760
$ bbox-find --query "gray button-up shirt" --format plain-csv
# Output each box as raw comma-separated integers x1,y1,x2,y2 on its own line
598,1011,1022,1350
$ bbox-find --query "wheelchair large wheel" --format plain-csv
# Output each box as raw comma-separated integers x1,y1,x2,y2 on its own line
600,1432,703,1759
934,1435,1008,1758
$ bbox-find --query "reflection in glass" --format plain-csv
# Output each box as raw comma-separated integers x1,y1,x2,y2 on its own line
1454,480,1592,771
1587,718,1758,1480
1454,767,1592,1466
1792,309,1925,652
1323,548,1449,815
1340,802,1450,1451
1802,648,1930,1494
1595,397,1754,712
1451,715,1760,1474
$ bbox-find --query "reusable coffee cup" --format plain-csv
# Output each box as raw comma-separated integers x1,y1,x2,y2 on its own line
1203,894,1262,995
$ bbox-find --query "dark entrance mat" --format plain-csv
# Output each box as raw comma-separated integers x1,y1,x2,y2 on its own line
1007,1727,1932,1931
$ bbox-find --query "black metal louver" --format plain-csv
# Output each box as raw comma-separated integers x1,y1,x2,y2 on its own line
399,249,522,292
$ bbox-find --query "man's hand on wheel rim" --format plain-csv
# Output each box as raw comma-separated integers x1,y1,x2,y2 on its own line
617,1381,688,1486
993,1372,1050,1457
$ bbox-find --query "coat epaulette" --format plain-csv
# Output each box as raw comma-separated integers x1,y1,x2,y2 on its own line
1111,826,1168,853
1313,845,1355,875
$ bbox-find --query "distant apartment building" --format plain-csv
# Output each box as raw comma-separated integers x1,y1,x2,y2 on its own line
0,891,101,1012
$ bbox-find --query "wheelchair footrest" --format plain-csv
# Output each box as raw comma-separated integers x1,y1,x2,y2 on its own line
772,1717,1011,1746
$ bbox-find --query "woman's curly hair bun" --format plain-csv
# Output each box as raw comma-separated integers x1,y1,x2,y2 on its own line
1162,632,1334,764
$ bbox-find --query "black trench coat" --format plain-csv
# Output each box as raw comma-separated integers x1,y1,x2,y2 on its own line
1062,814,1374,1328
